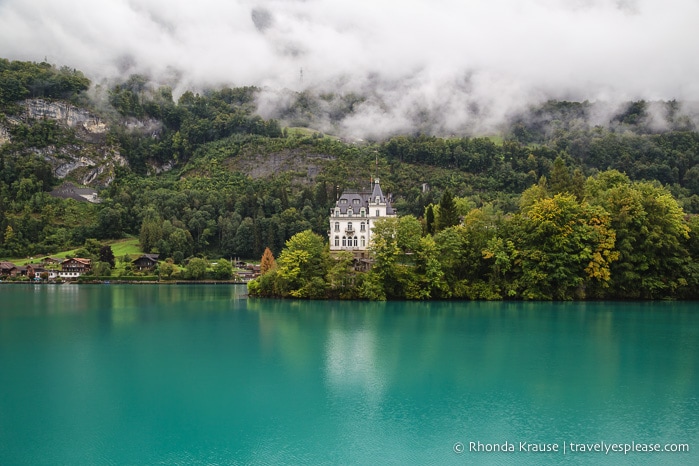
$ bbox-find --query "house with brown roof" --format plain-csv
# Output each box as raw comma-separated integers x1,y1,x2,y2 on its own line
132,254,159,271
41,257,63,266
0,263,44,278
0,261,17,276
59,258,91,279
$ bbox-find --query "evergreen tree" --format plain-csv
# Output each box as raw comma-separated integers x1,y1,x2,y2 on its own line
425,204,435,235
549,156,572,195
436,189,459,231
99,245,115,268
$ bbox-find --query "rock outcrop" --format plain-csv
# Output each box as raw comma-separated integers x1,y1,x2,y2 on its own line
4,99,175,187
5,99,132,187
29,144,127,187
21,99,107,136
0,124,9,145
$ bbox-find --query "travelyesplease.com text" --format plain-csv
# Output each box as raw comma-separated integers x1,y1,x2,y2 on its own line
453,440,689,455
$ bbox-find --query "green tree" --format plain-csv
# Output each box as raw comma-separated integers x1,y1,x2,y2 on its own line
396,215,423,252
93,261,112,277
407,234,449,299
233,217,256,258
363,216,432,299
549,156,572,195
326,250,357,299
424,204,435,235
274,230,329,298
434,225,474,297
187,257,208,280
213,259,232,280
365,217,401,298
586,172,690,298
99,245,115,267
160,261,175,279
3,225,22,256
498,193,618,300
139,217,163,253
436,189,459,231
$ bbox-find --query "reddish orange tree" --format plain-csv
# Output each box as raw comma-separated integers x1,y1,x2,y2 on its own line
260,247,277,274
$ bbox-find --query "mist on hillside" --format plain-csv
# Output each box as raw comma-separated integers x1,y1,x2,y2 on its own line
2,0,699,139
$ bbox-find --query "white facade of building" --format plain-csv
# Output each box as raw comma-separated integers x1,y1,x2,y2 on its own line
329,179,396,252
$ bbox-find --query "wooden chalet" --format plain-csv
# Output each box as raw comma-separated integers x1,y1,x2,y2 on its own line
132,254,159,271
0,261,17,276
0,262,48,278
60,258,91,278
41,257,63,266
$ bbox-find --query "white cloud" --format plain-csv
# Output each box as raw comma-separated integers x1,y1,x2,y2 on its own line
2,0,698,136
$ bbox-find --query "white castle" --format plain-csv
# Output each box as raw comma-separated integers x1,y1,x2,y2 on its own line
329,178,396,254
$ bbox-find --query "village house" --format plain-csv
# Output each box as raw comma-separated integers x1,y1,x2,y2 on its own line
328,178,396,266
0,261,17,276
236,264,261,282
41,257,63,266
0,262,50,279
132,254,159,271
59,258,91,279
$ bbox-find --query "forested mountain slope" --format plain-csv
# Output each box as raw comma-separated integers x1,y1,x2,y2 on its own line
2,58,699,298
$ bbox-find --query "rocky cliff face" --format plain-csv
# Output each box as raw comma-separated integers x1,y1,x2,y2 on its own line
21,99,107,137
2,99,175,187
0,99,130,187
26,143,127,187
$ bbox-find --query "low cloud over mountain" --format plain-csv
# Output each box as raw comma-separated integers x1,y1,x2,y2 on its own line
2,0,698,137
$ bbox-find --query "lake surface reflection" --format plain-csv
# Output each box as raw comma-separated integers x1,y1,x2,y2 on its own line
1,285,697,465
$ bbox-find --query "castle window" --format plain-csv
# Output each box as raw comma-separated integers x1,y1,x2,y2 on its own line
342,236,347,247
353,236,358,247
360,236,365,247
347,222,353,232
334,222,340,232
376,210,380,217
334,236,339,247
360,222,365,232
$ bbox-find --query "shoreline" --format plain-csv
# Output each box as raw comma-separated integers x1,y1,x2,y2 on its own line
0,280,249,285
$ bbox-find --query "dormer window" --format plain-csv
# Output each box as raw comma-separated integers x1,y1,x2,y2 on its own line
360,208,366,217
340,199,347,204
335,208,340,217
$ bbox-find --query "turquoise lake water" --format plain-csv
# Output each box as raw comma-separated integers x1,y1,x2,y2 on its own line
0,285,697,465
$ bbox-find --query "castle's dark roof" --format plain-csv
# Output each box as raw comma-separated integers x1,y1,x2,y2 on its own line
334,182,395,215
